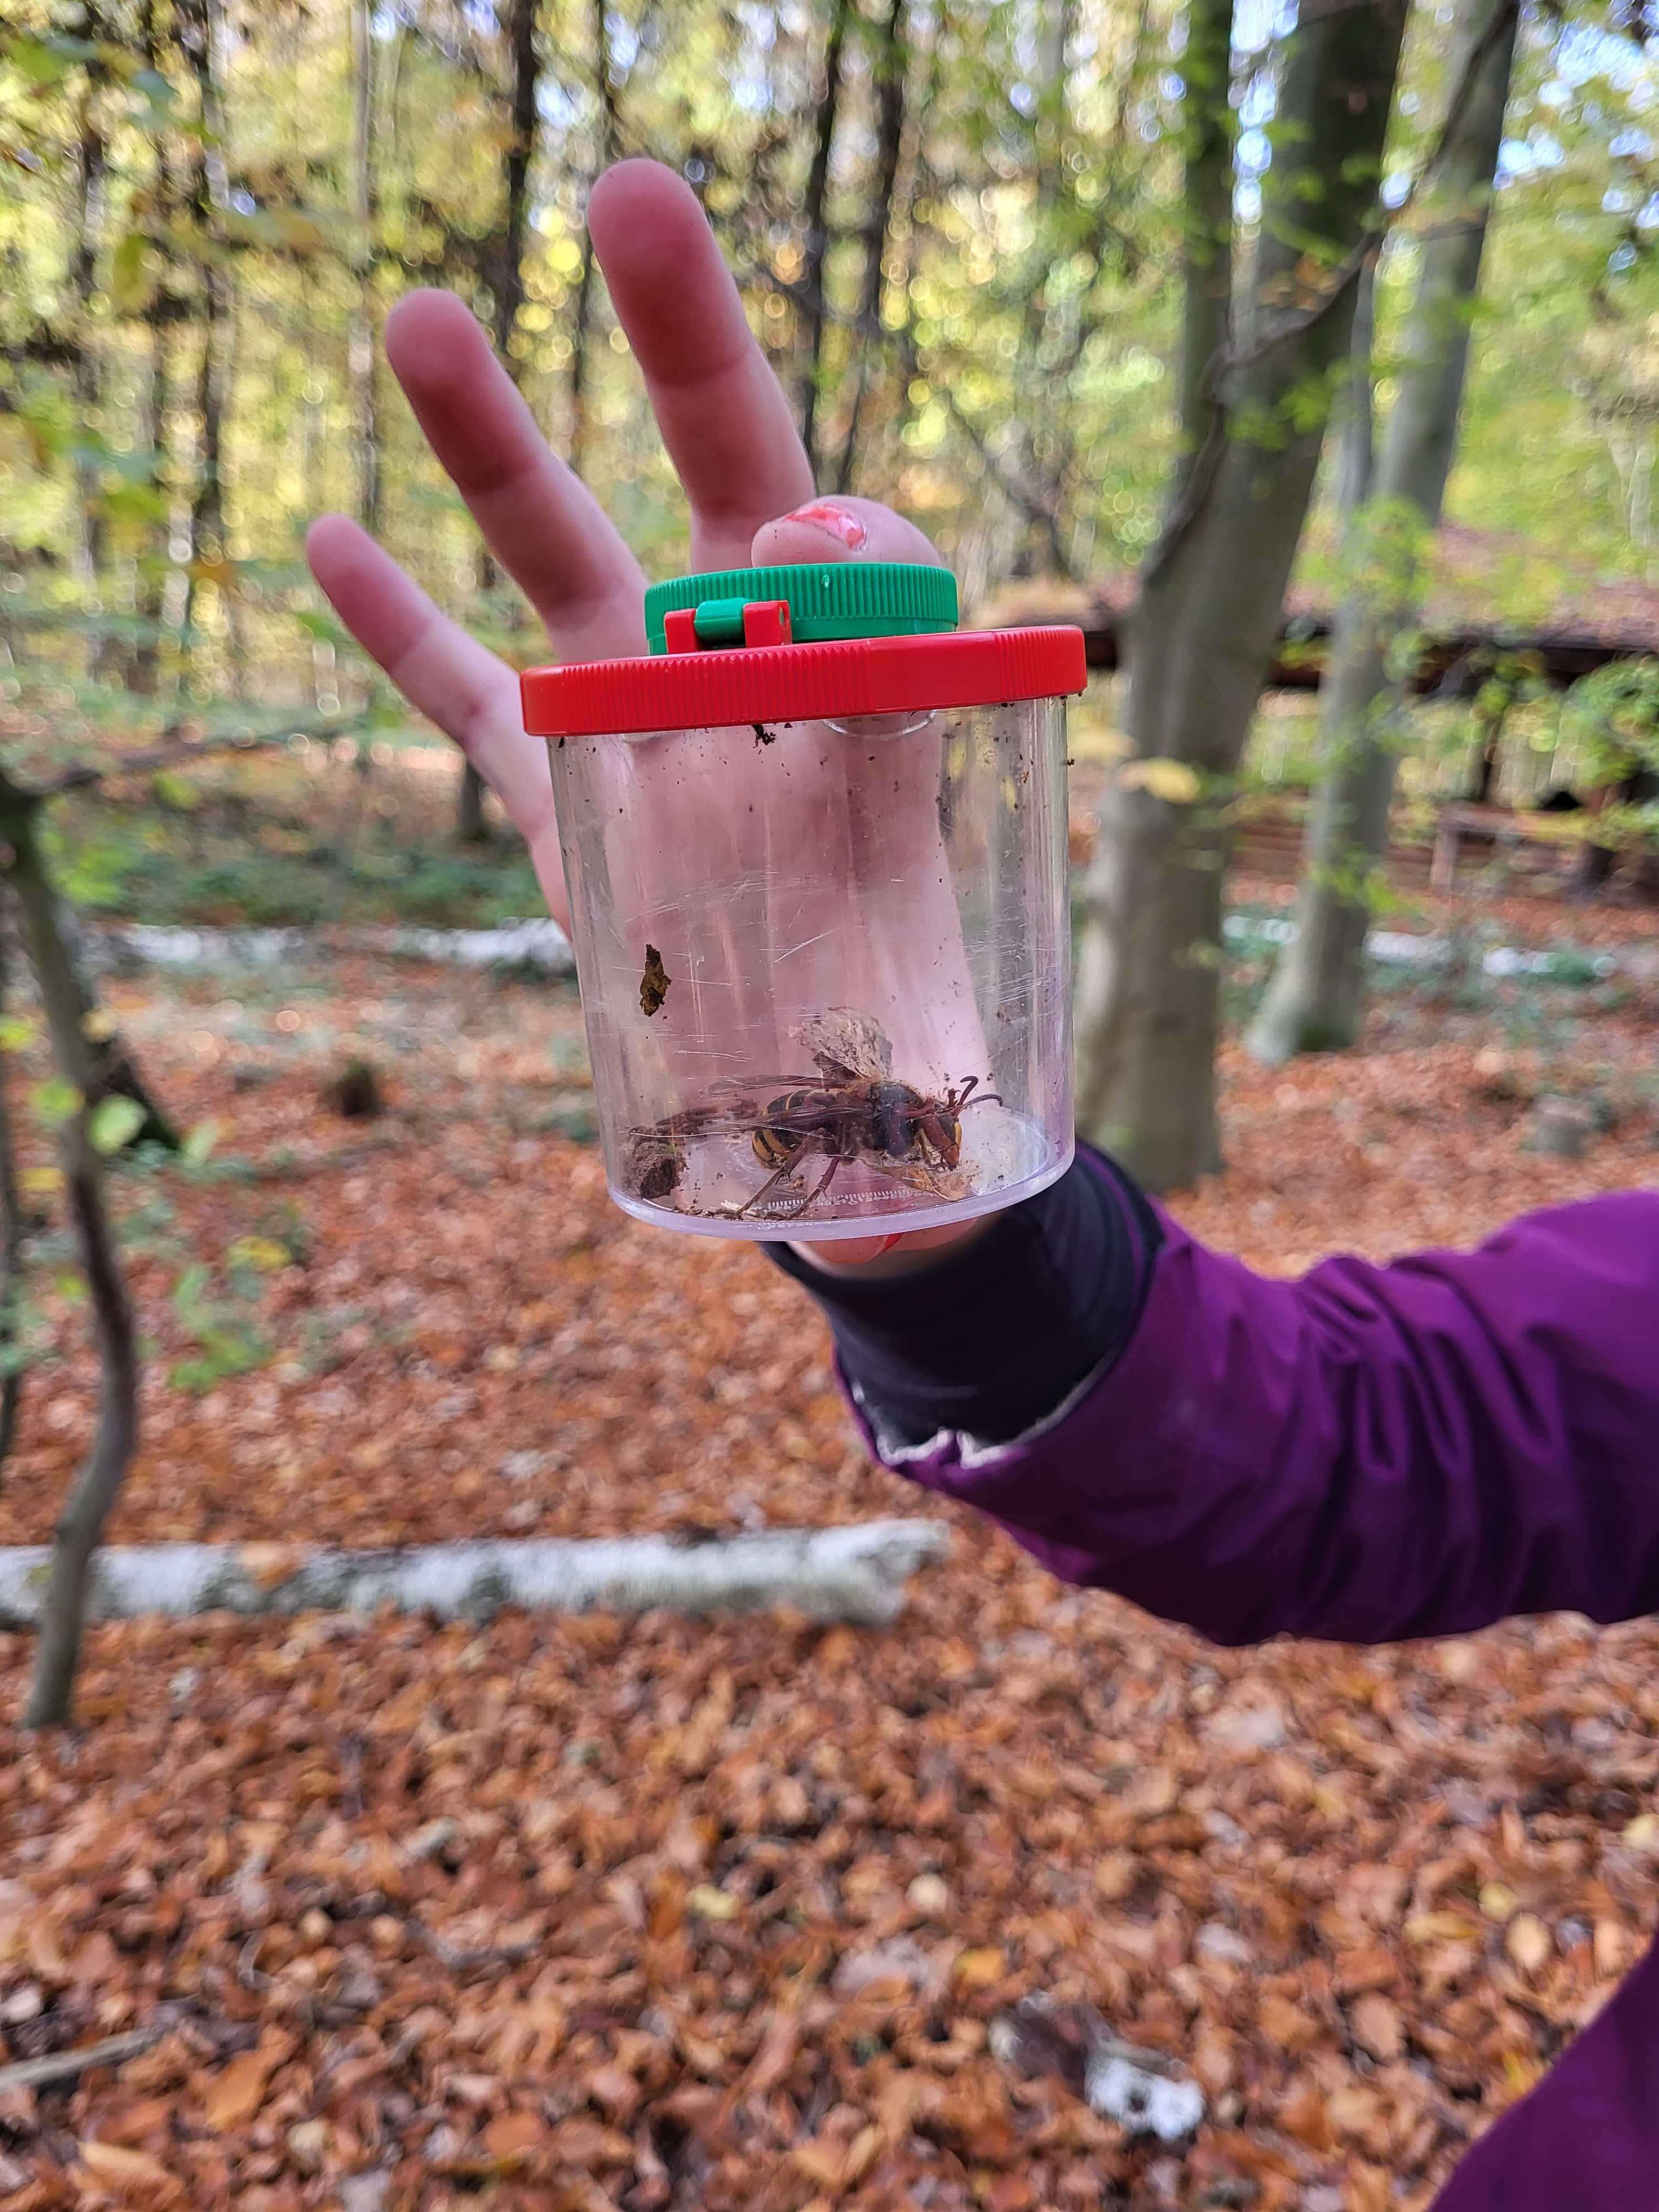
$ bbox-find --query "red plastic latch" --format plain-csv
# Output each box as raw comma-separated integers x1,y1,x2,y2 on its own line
661,608,701,655
742,599,793,648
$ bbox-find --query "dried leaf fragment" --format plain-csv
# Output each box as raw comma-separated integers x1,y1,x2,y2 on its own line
954,1945,1005,1988
482,2108,547,2159
1349,1991,1404,2063
77,2139,178,2201
201,2039,287,2131
639,945,671,1017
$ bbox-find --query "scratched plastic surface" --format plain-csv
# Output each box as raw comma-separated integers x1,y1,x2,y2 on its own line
550,698,1074,1241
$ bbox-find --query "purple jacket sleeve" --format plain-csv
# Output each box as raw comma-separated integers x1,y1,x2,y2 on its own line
873,1189,1659,1646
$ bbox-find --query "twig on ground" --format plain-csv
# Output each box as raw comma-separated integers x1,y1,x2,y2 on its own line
0,2021,169,2095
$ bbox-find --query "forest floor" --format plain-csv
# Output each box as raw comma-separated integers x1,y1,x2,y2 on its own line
2,867,1657,2212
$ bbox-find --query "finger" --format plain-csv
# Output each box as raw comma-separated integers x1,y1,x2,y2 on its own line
380,291,648,661
750,494,948,572
792,1223,983,1269
305,514,569,928
587,160,815,571
758,502,957,1269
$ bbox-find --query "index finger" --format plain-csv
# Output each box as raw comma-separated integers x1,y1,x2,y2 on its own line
587,161,816,572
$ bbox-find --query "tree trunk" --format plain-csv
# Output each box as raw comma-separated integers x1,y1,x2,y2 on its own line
178,0,243,686
831,0,907,494
799,0,852,478
0,1522,951,1632
457,759,489,842
348,0,380,537
0,909,23,1475
1248,0,1520,1064
494,0,538,365
460,0,544,848
69,3,110,671
1,792,139,1729
1173,0,1234,486
129,0,175,698
1333,253,1378,524
1073,0,1409,1188
182,260,233,657
568,0,619,477
58,899,180,1149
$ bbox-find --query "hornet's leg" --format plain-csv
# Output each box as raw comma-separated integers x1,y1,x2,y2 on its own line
736,1136,826,1218
794,1150,844,1218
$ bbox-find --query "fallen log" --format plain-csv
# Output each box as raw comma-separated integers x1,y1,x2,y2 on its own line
0,1522,950,1633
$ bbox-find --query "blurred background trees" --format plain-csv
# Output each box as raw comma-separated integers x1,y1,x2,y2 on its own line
6,0,1659,1193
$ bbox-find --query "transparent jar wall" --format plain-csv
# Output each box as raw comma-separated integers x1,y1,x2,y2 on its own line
551,697,1073,1240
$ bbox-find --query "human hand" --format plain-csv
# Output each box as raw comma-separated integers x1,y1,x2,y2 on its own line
306,156,977,1266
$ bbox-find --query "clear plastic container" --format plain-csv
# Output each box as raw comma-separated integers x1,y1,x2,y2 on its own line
520,564,1086,1242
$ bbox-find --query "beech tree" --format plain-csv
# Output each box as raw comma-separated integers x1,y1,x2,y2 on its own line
1073,0,1411,1189
1248,0,1522,1065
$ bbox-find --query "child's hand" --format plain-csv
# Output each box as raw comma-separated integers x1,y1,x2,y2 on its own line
306,157,972,1267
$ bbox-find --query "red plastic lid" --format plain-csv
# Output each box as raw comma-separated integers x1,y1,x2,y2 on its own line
521,625,1087,738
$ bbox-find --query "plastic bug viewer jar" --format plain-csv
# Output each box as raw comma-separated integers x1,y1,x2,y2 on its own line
520,562,1087,1242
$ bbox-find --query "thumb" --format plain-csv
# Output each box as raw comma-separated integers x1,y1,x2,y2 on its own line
750,495,946,571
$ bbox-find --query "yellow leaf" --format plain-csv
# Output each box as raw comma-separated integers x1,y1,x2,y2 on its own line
792,2139,849,2188
80,1008,119,1042
1505,1913,1552,1975
1120,756,1202,804
1621,1811,1659,1854
953,1945,1005,1987
484,1343,521,1373
1479,1882,1520,1923
1503,2049,1544,2096
78,2139,175,2189
686,1884,739,1921
226,1235,291,1272
1404,1911,1480,1944
843,2124,884,2185
1068,725,1133,767
21,1166,64,1194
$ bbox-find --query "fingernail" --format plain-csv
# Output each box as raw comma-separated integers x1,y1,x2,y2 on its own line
784,500,868,551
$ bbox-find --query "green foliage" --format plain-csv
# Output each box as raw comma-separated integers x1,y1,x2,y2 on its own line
168,1260,272,1394
87,1094,147,1155
31,1078,83,1129
1559,656,1659,787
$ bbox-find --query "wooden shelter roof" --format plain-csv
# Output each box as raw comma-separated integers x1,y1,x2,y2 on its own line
978,525,1659,692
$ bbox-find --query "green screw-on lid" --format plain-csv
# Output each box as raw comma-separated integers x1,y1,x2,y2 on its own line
644,561,958,653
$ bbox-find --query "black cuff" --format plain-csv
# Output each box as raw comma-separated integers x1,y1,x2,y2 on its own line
765,1144,1162,1449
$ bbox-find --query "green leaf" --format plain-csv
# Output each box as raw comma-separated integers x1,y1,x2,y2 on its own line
181,1117,222,1164
291,608,347,645
100,480,168,526
108,229,156,315
0,1015,38,1052
87,1094,146,1155
152,769,201,811
3,28,96,77
32,1078,84,1129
